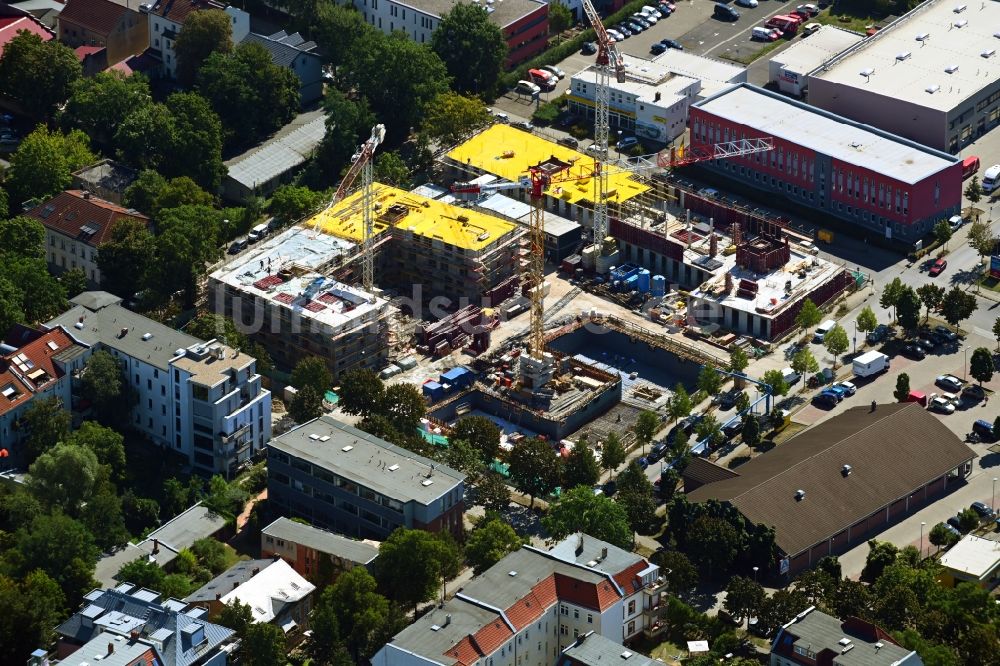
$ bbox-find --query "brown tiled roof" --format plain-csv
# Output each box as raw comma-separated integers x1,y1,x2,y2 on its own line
0,327,75,416
147,0,226,25
25,190,149,248
612,560,647,595
686,403,977,557
59,0,130,37
471,619,512,655
683,456,740,488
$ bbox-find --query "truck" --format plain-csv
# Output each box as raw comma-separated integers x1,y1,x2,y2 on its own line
853,350,889,378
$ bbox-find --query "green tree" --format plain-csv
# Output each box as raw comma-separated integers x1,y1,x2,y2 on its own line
965,176,983,204
970,347,995,386
68,421,126,481
63,71,152,146
894,373,911,402
20,395,70,464
122,490,160,535
0,570,66,665
762,369,789,397
856,305,878,337
291,356,334,395
934,219,953,248
197,42,301,150
431,4,505,96
11,513,98,601
174,8,233,86
122,169,167,213
6,126,95,204
541,485,632,548
724,575,765,624
190,537,229,575
563,444,601,489
600,431,626,476
656,550,698,596
880,277,904,322
310,88,376,182
374,528,462,612
897,286,921,331
549,1,574,33
465,517,525,574
741,413,761,449
508,437,562,506
757,589,810,637
686,514,741,578
917,284,945,323
114,103,176,172
0,215,45,258
81,488,129,552
993,317,1000,351
695,413,723,448
95,217,155,301
0,32,80,121
420,91,490,146
59,268,88,298
342,31,450,144
968,218,996,265
4,255,67,323
616,460,658,535
0,276,24,338
729,346,749,374
791,347,819,389
440,437,485,484
929,522,959,550
667,383,692,422
151,176,214,218
242,622,287,666
339,368,385,418
152,204,222,305
323,566,401,660
940,286,978,328
382,383,427,434
957,507,980,533
27,443,100,515
824,324,849,367
861,540,898,582
475,471,511,513
268,184,324,226
79,350,124,425
697,364,723,396
633,409,660,455
162,92,226,191
452,415,502,464
373,151,411,187
216,599,254,637
795,298,822,330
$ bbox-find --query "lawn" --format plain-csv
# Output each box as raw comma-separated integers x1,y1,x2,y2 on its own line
811,0,888,34
978,276,1000,293
720,38,789,66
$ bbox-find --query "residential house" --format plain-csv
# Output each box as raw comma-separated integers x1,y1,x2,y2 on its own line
261,516,380,581
140,0,249,79
558,632,656,666
770,607,923,666
372,533,667,666
184,558,315,636
54,583,235,664
267,415,465,540
0,4,54,55
243,30,323,105
46,291,272,477
25,189,150,287
57,0,147,66
71,159,139,205
0,325,83,466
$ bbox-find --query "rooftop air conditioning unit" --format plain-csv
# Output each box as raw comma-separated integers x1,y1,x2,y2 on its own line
895,51,911,61
945,64,959,73
795,489,806,501
954,19,968,27
983,48,996,58
915,32,929,41
953,3,966,12
926,84,940,93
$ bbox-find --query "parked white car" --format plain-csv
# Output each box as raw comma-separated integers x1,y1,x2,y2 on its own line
930,396,956,414
736,0,759,7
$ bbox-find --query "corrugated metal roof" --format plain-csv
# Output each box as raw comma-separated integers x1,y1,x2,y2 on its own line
224,112,327,189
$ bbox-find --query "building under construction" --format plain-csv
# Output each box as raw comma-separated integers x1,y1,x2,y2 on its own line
207,226,395,379
306,183,525,312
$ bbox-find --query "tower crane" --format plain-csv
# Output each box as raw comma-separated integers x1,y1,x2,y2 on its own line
312,123,386,294
580,0,625,269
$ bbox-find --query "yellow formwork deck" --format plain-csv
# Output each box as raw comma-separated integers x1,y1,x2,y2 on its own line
307,183,519,252
446,124,650,205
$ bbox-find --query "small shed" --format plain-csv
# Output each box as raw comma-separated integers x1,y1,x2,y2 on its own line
422,381,445,402
440,367,474,390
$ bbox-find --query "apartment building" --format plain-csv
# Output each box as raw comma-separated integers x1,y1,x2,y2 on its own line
57,0,148,65
372,534,666,666
267,415,466,540
46,291,271,477
25,189,150,286
261,516,380,580
140,0,249,79
0,325,82,465
771,608,922,666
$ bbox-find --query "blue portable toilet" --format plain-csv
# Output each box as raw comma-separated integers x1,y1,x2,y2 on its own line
637,269,651,293
652,275,666,296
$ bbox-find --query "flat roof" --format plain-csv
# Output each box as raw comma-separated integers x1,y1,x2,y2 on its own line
769,25,865,76
307,183,519,252
394,0,544,27
650,49,746,84
261,517,380,564
224,110,326,188
171,342,255,387
693,84,959,184
209,226,391,332
940,534,1000,578
269,415,464,505
809,0,1000,111
475,192,581,237
572,64,697,106
561,632,655,666
445,124,650,205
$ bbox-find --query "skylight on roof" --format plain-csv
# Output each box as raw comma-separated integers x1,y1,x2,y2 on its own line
46,340,59,350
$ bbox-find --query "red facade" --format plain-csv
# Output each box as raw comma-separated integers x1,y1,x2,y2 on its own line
688,105,963,241
503,3,548,67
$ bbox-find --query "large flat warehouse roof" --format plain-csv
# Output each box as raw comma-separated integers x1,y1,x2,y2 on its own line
768,25,864,76
307,183,519,252
809,0,1000,111
446,124,650,205
693,84,959,184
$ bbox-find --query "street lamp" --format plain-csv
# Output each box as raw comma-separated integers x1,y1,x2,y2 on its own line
919,521,926,558
963,345,971,381
752,566,758,583
993,477,998,512
853,320,857,355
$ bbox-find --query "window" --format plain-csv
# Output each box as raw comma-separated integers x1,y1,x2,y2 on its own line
627,600,636,615
587,613,593,624
560,625,567,635
560,605,568,616
573,609,579,619
627,621,635,635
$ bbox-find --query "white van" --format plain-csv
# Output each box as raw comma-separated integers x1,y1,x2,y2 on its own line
813,319,836,343
982,164,1000,193
248,223,269,242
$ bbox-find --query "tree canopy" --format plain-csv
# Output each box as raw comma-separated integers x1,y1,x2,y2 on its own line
6,126,95,205
174,8,234,86
431,4,506,97
374,528,462,611
563,444,601,489
542,485,632,548
508,438,563,506
465,516,525,574
63,71,152,147
0,32,80,121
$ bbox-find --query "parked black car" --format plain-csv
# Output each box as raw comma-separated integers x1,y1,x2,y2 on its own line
901,343,926,360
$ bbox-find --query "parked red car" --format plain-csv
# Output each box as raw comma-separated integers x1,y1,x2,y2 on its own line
929,258,947,276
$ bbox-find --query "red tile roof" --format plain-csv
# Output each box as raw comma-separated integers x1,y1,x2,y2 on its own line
0,327,75,417
59,0,130,37
443,637,481,666
553,573,607,611
471,619,512,656
147,0,227,25
612,561,648,595
25,190,149,248
75,45,105,59
0,15,54,52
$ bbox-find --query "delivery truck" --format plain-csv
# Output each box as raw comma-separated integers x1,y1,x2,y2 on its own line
853,350,889,378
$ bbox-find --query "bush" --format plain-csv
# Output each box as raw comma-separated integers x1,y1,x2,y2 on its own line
569,123,592,140
532,99,563,125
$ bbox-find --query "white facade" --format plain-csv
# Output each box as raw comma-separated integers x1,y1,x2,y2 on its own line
143,2,249,78
352,0,438,43
47,229,102,285
766,25,863,97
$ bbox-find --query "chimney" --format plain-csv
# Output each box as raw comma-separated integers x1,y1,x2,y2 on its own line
444,614,452,627
252,567,260,576
129,630,140,642
107,643,114,656
152,539,160,554
232,581,240,589
215,593,222,601
601,547,608,561
83,191,92,200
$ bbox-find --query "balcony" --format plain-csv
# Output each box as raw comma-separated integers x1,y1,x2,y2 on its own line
222,423,251,445
643,576,669,595
642,620,667,638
